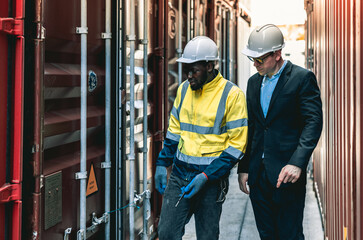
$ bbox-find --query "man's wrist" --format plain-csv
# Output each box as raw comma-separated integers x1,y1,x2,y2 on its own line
201,172,208,180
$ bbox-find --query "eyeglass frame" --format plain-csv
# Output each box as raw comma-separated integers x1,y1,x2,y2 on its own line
247,52,274,64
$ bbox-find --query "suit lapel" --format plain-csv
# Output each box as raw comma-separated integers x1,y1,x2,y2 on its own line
253,75,265,122
265,61,292,121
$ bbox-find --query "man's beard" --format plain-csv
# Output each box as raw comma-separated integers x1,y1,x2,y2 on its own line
190,81,203,90
190,72,208,90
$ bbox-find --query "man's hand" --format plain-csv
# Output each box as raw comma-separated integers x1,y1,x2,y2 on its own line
276,164,302,188
238,173,249,194
183,173,208,199
155,166,167,194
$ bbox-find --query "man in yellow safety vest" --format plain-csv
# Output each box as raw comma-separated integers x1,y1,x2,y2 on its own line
155,36,248,240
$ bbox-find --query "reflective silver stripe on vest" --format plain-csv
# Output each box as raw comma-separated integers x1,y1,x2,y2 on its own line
171,106,179,121
166,131,180,142
180,118,247,135
178,81,190,112
180,122,226,135
214,81,234,129
178,81,238,135
172,82,189,122
176,149,218,165
226,118,248,130
224,146,244,159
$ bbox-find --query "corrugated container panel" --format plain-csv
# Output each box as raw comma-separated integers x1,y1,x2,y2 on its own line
122,0,156,237
307,0,362,239
39,0,106,237
1,0,24,237
0,0,9,236
358,1,363,239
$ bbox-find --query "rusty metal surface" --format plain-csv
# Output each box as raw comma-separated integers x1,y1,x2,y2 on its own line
20,0,249,238
359,2,363,240
29,0,44,236
38,0,107,237
0,1,9,238
306,0,361,239
0,0,25,238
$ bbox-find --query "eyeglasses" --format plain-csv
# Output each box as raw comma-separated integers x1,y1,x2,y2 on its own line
248,52,274,64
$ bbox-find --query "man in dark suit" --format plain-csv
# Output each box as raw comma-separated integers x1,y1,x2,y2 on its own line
237,24,323,240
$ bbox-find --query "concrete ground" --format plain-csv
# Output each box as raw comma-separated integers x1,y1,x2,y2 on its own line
183,167,324,240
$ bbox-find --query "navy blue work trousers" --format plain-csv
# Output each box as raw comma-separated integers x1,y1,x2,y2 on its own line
250,165,306,240
158,172,228,240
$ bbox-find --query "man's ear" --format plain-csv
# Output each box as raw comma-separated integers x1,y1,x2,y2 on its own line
275,50,282,61
206,62,214,73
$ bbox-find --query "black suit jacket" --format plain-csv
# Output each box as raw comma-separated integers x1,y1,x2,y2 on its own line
238,61,323,188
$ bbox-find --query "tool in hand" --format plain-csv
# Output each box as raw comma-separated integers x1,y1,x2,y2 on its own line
175,191,186,207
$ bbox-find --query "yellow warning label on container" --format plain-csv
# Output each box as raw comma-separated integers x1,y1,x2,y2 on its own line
86,163,99,197
344,226,347,240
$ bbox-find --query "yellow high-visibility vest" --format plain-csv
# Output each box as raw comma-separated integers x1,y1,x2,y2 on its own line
166,72,248,166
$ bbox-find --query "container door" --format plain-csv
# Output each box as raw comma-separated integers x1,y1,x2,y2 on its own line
0,0,24,239
40,0,106,238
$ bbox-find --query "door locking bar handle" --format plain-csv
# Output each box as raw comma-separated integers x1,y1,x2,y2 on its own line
0,183,21,203
86,212,109,233
64,228,72,240
0,18,23,35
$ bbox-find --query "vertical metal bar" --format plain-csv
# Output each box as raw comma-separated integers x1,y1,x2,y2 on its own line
178,0,182,85
202,0,206,35
128,0,136,238
225,11,230,80
187,0,190,41
12,28,24,186
5,33,14,240
142,1,149,239
104,0,111,237
78,0,88,237
11,0,25,239
164,0,169,140
115,0,121,238
31,0,44,238
6,35,13,186
115,0,126,238
190,0,194,38
195,0,199,35
220,8,224,75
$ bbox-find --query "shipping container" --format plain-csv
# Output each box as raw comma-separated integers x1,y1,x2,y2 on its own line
306,0,362,239
0,0,24,238
0,0,252,239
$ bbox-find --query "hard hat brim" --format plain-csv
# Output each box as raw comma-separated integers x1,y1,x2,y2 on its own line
242,43,285,58
176,57,199,64
176,56,219,64
241,47,268,58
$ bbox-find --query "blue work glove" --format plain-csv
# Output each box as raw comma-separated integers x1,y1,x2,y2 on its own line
183,173,208,199
155,166,167,194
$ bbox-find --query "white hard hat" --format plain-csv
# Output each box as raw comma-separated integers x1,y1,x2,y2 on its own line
177,36,219,63
242,24,285,58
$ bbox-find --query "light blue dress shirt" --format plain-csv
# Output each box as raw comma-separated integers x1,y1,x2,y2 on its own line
260,60,288,118
260,60,287,159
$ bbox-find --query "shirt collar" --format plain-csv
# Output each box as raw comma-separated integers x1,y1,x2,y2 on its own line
263,60,288,82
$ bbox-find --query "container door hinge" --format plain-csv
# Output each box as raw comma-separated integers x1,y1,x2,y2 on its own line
0,183,21,203
0,18,24,35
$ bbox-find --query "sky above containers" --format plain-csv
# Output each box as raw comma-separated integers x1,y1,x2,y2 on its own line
251,0,306,26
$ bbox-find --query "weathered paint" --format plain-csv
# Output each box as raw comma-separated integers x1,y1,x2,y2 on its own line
0,0,24,238
0,0,9,235
306,0,362,239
